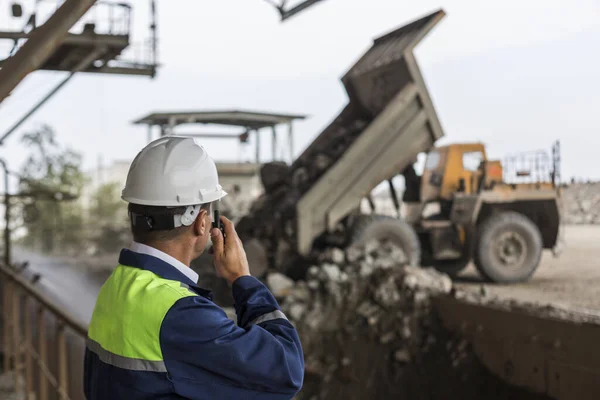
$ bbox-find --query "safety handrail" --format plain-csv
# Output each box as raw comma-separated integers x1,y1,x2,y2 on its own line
1,262,88,400
0,263,87,335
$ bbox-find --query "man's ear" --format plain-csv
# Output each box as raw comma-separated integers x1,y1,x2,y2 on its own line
193,209,208,236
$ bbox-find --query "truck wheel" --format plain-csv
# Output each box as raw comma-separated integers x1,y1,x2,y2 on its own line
349,215,421,267
475,211,543,283
244,239,269,278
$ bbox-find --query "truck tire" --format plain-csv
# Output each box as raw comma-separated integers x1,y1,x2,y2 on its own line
244,239,269,278
349,215,421,267
474,211,543,283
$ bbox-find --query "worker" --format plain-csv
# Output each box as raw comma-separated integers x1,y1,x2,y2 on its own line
83,137,304,399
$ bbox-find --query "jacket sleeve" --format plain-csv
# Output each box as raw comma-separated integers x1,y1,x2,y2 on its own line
159,276,304,398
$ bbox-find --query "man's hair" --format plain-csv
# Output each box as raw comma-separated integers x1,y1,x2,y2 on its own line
128,203,211,244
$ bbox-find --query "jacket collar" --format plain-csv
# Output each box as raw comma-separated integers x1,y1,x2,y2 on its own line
119,249,214,301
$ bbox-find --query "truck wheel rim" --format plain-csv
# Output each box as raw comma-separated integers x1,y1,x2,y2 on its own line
495,231,527,267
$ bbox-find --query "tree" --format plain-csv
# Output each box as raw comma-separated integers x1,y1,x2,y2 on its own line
16,125,87,254
88,182,130,253
89,182,124,224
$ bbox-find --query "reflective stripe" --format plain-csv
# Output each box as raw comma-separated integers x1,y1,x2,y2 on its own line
86,338,167,373
249,310,288,326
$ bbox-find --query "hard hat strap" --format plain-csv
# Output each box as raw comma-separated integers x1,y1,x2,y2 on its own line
129,204,204,232
130,212,174,232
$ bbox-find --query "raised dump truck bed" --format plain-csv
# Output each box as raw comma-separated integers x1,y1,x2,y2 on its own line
238,9,448,270
293,9,446,255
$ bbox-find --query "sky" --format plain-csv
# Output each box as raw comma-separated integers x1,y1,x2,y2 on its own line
0,0,599,188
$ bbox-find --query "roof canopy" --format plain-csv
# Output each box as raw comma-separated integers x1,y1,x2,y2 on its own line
133,110,307,130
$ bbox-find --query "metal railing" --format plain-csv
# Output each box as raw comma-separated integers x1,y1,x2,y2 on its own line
502,141,561,187
502,150,554,185
6,1,132,37
1,262,87,400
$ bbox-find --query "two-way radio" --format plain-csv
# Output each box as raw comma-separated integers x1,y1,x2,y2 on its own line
212,203,225,238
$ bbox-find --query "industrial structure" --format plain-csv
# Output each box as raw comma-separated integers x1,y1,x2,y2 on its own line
133,109,306,164
0,3,159,398
0,0,158,145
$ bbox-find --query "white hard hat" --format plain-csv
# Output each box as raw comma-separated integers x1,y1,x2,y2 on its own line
122,136,227,206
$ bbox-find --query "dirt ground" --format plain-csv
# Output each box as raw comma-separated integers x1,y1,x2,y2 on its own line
456,225,600,311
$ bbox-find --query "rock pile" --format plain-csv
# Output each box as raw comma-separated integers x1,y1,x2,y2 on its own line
267,242,550,400
561,183,600,224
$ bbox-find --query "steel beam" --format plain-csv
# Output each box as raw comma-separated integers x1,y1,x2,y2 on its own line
280,0,325,21
0,31,128,47
170,132,245,140
0,0,97,104
0,46,106,145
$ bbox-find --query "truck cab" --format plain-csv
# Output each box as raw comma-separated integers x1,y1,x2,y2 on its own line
422,143,487,202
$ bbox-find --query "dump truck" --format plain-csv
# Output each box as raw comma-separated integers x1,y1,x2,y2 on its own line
386,141,562,283
236,9,561,283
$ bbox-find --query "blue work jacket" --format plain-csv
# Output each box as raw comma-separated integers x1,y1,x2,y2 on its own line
84,248,304,399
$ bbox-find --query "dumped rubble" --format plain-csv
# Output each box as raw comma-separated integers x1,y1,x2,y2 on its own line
268,242,551,400
267,272,295,297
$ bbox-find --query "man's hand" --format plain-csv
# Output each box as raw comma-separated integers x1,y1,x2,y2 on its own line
211,216,251,285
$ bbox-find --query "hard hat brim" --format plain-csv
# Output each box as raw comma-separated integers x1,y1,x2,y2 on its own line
122,189,228,207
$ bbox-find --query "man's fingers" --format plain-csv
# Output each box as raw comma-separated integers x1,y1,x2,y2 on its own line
211,227,224,256
220,216,239,240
